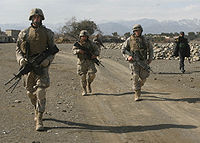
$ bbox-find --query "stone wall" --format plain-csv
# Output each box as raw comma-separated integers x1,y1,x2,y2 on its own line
103,42,200,62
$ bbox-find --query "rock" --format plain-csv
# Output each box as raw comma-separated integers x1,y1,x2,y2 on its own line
14,100,21,103
57,101,62,104
62,109,67,112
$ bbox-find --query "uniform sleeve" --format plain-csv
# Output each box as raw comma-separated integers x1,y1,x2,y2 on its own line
147,40,154,61
121,37,131,61
16,30,26,64
72,45,81,55
46,28,56,63
93,42,100,56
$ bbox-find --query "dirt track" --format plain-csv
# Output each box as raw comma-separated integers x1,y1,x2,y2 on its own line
0,43,200,143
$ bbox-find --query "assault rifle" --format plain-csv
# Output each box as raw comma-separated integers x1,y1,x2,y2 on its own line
4,45,59,93
74,42,104,67
123,50,154,73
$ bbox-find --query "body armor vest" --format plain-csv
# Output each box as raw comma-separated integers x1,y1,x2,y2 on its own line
129,35,148,60
27,26,48,56
78,40,95,60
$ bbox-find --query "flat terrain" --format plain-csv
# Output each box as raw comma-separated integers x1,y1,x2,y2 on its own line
0,43,200,143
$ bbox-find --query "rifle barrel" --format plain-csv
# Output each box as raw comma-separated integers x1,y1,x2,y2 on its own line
4,75,16,85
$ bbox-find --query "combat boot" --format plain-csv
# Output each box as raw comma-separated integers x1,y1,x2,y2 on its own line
82,87,87,96
181,68,185,73
36,112,44,131
134,89,141,101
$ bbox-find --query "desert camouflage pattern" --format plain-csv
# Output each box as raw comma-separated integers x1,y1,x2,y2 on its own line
72,39,100,95
16,25,55,113
122,34,153,90
72,40,100,75
29,8,45,20
132,24,143,32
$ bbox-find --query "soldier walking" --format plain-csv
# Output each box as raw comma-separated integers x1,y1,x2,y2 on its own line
72,30,100,96
16,8,58,131
173,31,190,73
122,24,153,101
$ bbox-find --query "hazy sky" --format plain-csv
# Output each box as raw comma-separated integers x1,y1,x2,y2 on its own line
0,0,199,24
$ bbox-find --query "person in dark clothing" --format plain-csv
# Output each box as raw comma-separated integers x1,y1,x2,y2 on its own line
173,32,190,73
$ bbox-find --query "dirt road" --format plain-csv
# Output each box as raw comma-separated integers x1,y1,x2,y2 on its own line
0,43,200,143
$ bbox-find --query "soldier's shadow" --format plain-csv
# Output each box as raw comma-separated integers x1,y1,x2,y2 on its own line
142,95,200,103
157,72,189,75
93,91,170,96
157,70,200,74
190,70,200,74
43,118,197,133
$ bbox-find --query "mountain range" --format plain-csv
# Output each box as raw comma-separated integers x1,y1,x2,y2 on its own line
98,18,200,35
0,18,200,35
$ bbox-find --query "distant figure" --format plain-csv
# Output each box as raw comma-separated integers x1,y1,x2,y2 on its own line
93,34,104,47
72,30,100,96
16,8,58,131
93,33,104,54
173,32,190,73
121,24,153,101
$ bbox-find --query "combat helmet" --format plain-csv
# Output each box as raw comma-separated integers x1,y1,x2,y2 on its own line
79,30,89,37
29,8,45,20
132,24,143,32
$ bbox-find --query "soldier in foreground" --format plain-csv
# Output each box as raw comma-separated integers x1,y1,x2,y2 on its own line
173,31,190,73
72,30,100,96
122,24,153,101
16,8,57,131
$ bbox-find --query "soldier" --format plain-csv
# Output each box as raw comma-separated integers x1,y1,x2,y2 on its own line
72,30,100,96
122,24,153,101
173,31,190,73
16,8,58,131
93,34,105,48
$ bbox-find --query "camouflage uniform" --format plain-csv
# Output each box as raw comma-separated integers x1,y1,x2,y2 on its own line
16,8,56,131
72,30,100,96
122,24,153,101
93,34,104,52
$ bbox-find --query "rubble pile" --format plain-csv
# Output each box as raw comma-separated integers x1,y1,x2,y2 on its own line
104,42,200,62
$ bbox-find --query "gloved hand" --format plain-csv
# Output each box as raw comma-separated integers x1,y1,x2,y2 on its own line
19,58,28,66
40,59,50,67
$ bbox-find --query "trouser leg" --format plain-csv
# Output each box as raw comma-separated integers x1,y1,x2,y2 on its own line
27,91,38,121
35,87,46,131
139,78,146,87
132,74,142,101
27,91,37,107
87,73,96,93
179,55,185,73
80,74,87,96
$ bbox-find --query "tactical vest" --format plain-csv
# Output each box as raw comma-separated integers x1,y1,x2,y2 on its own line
28,26,48,56
78,40,96,60
129,35,148,60
20,26,48,57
